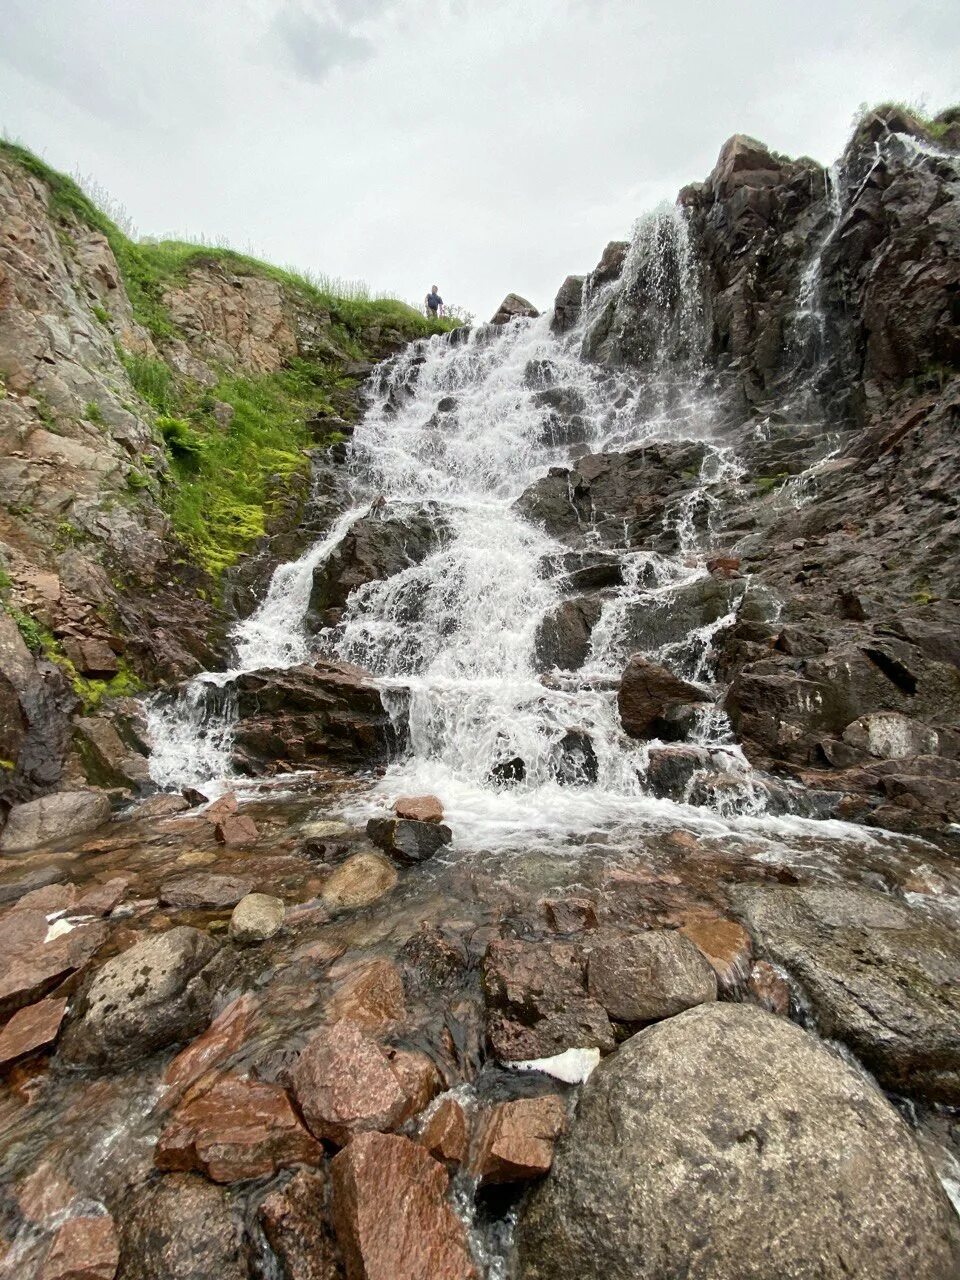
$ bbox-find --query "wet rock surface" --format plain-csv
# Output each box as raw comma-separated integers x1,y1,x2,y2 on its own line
517,1004,960,1279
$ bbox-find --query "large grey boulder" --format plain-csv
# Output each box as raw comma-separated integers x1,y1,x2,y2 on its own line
60,926,229,1067
1,789,112,854
517,1003,960,1280
491,293,539,325
733,884,960,1104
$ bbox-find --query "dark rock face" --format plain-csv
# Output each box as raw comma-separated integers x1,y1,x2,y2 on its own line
551,275,585,334
228,659,399,774
517,1004,960,1280
733,885,960,1103
617,655,705,738
534,596,602,672
308,506,446,623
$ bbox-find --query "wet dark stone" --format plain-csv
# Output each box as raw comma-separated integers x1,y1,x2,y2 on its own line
366,817,453,865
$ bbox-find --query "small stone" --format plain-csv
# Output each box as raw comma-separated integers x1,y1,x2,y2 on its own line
541,897,598,933
76,877,132,916
394,795,444,824
130,794,190,819
420,1097,469,1166
367,817,452,864
160,873,254,911
156,1074,322,1182
385,1046,442,1119
300,820,351,839
586,930,717,1023
39,1212,119,1280
228,893,284,944
331,1131,477,1280
0,996,68,1067
203,792,238,823
747,959,791,1016
291,1022,409,1146
215,814,259,846
680,916,753,992
322,852,398,912
706,554,741,578
471,1095,567,1184
325,958,406,1029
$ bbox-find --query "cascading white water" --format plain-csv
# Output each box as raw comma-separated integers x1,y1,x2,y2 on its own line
148,203,763,836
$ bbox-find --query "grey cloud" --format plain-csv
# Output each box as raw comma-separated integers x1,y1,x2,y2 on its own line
269,2,381,82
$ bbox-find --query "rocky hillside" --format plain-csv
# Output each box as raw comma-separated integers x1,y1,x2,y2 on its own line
531,104,960,843
0,143,452,813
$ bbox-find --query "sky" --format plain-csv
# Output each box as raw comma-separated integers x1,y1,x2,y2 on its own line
1,0,959,322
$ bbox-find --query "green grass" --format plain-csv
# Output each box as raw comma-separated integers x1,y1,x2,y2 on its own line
117,350,176,412
855,101,960,142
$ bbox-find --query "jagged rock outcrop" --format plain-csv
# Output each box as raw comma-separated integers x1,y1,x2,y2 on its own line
491,293,539,325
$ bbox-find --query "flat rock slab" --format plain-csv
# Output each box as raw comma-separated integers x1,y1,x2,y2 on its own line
516,1004,960,1280
394,794,444,823
159,873,254,910
0,907,107,1019
331,1131,477,1280
1,791,112,854
156,1074,322,1182
733,884,960,1103
0,995,68,1066
39,1212,119,1280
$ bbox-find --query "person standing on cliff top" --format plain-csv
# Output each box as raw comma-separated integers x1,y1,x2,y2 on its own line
425,285,443,318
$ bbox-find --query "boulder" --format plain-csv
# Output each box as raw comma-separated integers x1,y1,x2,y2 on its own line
366,816,452,864
230,660,398,774
60,926,228,1068
644,744,712,800
258,1167,340,1280
73,714,149,792
491,293,539,325
156,1074,322,1182
1,790,112,854
420,1097,470,1166
541,897,598,933
516,1004,960,1279
394,794,443,823
471,1095,567,1184
331,1131,477,1280
321,851,398,912
164,992,260,1094
733,885,960,1103
159,872,254,910
291,1022,410,1146
0,995,68,1067
116,1173,248,1280
617,656,705,738
591,240,629,285
586,930,717,1023
39,1213,119,1280
842,710,939,759
214,814,259,846
482,938,614,1061
228,893,284,944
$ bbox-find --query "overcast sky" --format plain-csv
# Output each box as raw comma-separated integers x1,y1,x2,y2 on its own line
2,0,958,321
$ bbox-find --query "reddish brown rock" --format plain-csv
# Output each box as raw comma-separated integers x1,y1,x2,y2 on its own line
0,909,107,1019
541,897,598,933
394,794,444,823
291,1023,409,1146
39,1213,119,1280
75,877,132,917
680,916,753,992
482,938,614,1061
215,814,259,846
325,959,406,1030
164,992,259,1095
159,872,254,910
0,996,68,1067
617,655,704,739
16,1163,77,1223
586,930,717,1023
6,884,78,916
203,792,238,823
156,1074,322,1182
322,852,398,912
258,1167,339,1280
385,1047,442,1120
61,637,119,679
706,554,742,579
331,1132,477,1280
471,1095,566,1184
747,959,791,1016
420,1097,470,1166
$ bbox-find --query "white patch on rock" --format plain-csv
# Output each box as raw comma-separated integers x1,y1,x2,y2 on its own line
506,1046,601,1084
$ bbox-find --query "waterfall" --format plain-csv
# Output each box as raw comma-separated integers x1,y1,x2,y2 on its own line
148,205,760,836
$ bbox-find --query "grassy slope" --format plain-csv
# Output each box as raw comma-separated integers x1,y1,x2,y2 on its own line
0,139,457,578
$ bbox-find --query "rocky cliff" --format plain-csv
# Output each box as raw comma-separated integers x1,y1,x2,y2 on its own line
0,143,451,814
